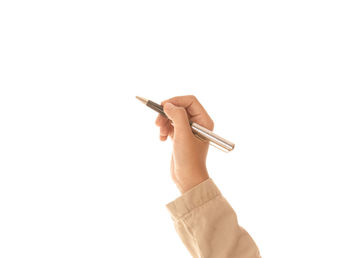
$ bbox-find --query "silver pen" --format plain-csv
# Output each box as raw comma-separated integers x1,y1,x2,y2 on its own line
136,96,235,152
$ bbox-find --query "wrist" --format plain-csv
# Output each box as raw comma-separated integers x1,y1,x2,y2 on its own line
178,172,209,194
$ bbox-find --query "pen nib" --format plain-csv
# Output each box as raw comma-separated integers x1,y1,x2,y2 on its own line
136,96,148,105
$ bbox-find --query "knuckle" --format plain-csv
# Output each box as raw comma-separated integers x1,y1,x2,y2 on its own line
155,115,161,125
155,115,166,126
189,95,201,106
189,95,197,101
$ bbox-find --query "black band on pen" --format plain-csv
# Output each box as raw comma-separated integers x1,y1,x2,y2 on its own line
147,100,167,118
148,100,194,127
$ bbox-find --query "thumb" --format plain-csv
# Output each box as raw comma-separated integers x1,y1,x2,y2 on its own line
163,102,193,138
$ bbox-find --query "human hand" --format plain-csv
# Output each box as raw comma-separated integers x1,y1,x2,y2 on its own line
155,95,214,194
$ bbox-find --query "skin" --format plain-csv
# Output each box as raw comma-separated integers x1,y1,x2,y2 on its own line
155,95,215,194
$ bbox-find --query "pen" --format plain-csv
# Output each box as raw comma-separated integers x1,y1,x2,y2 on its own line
136,96,235,152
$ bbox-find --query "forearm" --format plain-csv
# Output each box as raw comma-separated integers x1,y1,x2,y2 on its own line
166,178,261,258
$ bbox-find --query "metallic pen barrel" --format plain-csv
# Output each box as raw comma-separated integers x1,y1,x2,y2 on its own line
190,122,235,152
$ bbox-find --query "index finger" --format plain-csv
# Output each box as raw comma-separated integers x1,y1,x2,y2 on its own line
161,95,214,130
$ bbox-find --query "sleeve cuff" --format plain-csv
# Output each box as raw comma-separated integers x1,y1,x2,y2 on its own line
166,178,222,220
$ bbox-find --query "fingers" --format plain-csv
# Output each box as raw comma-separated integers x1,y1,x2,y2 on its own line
161,95,204,117
161,95,214,131
155,95,214,142
163,102,193,139
155,113,171,141
159,120,170,141
155,113,168,127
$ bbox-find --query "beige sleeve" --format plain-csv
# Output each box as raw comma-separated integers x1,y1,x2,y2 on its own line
166,178,261,258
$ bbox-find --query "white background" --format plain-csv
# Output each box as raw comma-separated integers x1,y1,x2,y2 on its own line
0,0,349,257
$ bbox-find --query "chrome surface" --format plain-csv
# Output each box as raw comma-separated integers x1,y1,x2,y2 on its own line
191,122,235,152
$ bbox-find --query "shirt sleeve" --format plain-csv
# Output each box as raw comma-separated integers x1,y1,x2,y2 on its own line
166,178,261,258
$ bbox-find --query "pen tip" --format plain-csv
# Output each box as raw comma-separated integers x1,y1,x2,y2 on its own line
136,96,148,104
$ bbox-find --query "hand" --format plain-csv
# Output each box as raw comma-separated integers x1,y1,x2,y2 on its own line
155,95,215,194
